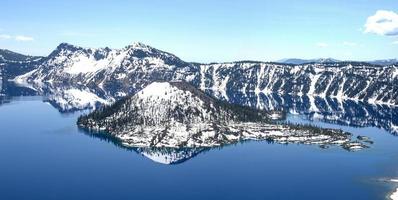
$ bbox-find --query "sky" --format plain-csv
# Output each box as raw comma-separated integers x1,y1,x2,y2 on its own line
0,0,397,62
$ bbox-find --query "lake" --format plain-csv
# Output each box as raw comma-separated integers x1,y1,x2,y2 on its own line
1,84,398,200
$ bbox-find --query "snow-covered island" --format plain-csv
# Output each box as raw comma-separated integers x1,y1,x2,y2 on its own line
77,81,370,151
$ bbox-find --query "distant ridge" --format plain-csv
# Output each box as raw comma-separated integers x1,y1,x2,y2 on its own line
277,58,340,65
277,57,398,66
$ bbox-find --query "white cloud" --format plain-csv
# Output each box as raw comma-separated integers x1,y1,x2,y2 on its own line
364,10,398,36
392,41,398,45
0,33,34,41
342,41,357,47
15,35,34,41
316,42,328,48
0,34,12,40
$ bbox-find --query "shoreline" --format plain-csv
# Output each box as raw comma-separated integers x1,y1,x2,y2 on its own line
389,179,398,200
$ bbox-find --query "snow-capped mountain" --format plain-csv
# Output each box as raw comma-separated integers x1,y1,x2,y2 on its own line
0,49,41,63
77,81,368,150
0,49,42,96
0,49,42,79
78,81,269,148
15,42,198,96
14,42,397,106
198,61,397,105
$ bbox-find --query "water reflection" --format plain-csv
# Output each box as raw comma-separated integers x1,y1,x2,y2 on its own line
79,128,284,165
80,129,207,164
0,80,38,106
2,80,397,135
216,91,398,135
1,80,114,112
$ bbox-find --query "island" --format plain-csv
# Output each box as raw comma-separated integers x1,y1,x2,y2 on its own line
77,81,370,151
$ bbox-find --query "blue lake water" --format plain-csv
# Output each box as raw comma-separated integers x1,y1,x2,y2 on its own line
1,95,398,200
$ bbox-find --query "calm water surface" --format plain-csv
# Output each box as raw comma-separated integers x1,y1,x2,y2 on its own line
1,96,398,200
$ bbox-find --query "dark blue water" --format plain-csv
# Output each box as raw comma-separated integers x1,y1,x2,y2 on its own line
1,96,398,200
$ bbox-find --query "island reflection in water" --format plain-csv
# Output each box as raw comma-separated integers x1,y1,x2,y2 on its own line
1,81,397,165
79,129,208,165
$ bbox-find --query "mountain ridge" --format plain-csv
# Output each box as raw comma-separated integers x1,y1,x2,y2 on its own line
5,42,398,106
3,44,398,67
277,57,398,66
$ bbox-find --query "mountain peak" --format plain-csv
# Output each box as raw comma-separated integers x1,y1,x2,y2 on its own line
126,41,153,51
55,42,81,52
137,81,174,98
132,81,226,126
131,41,148,48
57,42,74,48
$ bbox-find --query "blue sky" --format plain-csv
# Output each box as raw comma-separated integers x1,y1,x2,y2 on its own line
0,0,397,62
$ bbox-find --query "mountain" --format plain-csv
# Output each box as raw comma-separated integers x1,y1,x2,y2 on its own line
13,42,197,96
0,49,41,63
200,61,397,106
77,81,368,150
0,49,42,78
13,42,397,106
0,49,42,96
77,81,269,147
277,58,341,65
